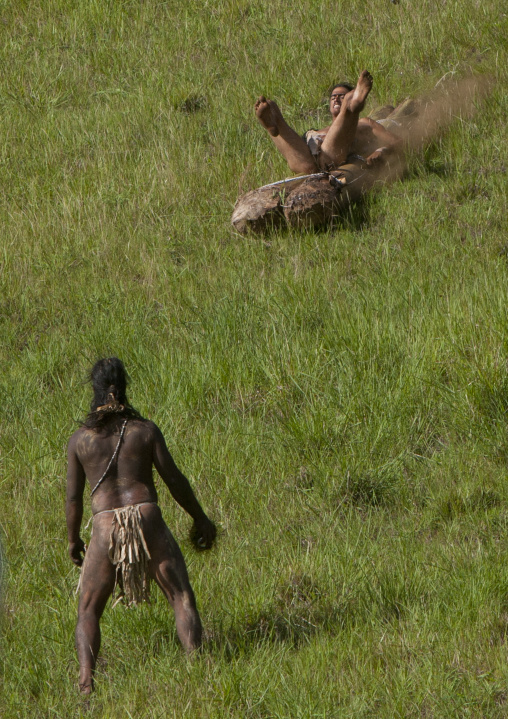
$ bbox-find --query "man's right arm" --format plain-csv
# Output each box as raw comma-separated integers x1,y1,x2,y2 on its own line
361,117,403,166
151,423,216,549
66,433,87,567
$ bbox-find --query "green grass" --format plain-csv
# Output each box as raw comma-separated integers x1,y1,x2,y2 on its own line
1,0,508,716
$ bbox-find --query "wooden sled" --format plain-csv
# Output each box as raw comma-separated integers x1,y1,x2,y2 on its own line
231,160,397,233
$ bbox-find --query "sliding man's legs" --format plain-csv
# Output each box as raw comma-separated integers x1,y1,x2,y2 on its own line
319,70,373,169
255,96,317,174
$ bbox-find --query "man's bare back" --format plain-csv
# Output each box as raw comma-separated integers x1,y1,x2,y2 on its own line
66,358,216,694
68,419,203,516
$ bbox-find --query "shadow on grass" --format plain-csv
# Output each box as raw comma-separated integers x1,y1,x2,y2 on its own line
407,141,454,180
330,199,373,233
433,487,502,524
238,197,374,240
205,602,352,661
408,158,452,179
342,469,400,508
205,567,427,660
104,570,429,663
474,374,508,425
204,573,357,660
468,372,508,459
331,464,408,510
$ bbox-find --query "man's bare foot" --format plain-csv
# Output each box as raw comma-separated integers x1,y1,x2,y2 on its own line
255,96,280,137
79,675,94,695
347,70,373,113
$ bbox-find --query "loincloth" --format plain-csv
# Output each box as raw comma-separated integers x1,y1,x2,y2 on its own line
303,129,367,167
79,502,155,607
303,129,326,159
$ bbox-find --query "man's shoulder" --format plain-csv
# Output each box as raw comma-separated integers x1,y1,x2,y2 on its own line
127,419,160,440
68,426,87,448
129,418,157,430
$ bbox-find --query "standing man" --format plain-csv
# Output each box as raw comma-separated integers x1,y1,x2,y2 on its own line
66,357,216,694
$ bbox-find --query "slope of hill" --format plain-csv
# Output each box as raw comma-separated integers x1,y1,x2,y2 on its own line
1,1,507,716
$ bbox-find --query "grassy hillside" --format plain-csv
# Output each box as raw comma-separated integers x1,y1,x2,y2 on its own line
1,0,508,716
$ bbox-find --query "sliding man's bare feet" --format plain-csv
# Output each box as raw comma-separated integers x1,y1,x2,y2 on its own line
254,95,321,173
255,96,282,137
346,70,373,113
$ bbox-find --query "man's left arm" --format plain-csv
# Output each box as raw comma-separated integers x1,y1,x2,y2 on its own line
66,434,87,567
152,424,216,549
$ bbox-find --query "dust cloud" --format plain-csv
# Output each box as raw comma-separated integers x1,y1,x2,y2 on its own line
397,74,493,152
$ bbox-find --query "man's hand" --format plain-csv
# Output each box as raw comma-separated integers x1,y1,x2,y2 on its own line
190,517,217,551
366,148,387,167
69,538,86,567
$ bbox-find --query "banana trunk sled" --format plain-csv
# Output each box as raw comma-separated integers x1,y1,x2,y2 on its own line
231,158,405,233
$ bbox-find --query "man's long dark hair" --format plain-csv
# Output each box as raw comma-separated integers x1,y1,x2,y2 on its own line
82,357,145,429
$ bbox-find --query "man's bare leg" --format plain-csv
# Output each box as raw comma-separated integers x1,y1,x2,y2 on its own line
320,70,373,168
255,96,317,175
153,553,203,653
75,525,116,694
142,505,202,652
